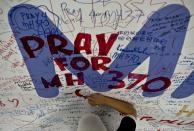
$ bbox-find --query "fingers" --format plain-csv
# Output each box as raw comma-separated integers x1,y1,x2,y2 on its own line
89,93,101,98
88,96,95,101
88,97,97,106
87,93,103,106
89,93,96,98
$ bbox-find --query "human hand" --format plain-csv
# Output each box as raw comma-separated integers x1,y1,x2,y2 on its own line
87,93,106,106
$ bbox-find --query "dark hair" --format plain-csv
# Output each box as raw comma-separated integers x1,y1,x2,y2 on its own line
117,116,136,131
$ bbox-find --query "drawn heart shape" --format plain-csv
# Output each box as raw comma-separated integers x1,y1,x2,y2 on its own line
8,98,19,107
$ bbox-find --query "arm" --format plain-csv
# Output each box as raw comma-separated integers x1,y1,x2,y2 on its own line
88,93,137,118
